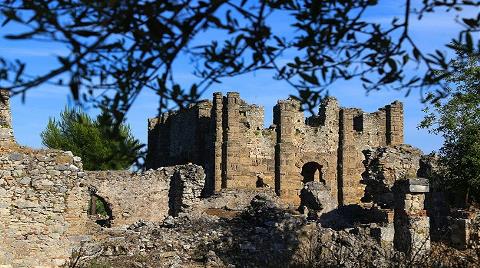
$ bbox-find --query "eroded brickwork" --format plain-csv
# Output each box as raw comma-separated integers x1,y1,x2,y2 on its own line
148,92,404,205
84,164,205,226
0,89,207,267
0,148,93,267
274,97,340,204
0,89,14,145
0,87,416,267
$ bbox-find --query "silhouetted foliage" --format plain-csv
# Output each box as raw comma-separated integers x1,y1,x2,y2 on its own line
0,0,478,119
41,108,144,170
420,48,480,205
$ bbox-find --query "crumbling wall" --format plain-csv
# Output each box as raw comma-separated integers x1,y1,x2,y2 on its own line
0,148,92,267
0,90,14,145
0,148,206,267
148,92,277,193
242,105,276,189
221,93,276,189
274,97,340,204
360,144,431,254
0,89,93,267
85,164,205,226
338,101,403,205
362,144,424,208
148,92,405,207
0,89,209,267
85,169,170,227
147,101,214,193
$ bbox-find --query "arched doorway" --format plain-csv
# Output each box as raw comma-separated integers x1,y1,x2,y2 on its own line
88,193,113,227
301,162,324,184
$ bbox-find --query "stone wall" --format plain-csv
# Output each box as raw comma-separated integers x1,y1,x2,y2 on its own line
220,93,276,190
148,92,405,206
338,101,403,205
0,148,93,267
0,89,208,267
84,164,206,226
274,97,340,204
0,146,206,267
147,101,214,193
0,90,14,146
362,144,424,208
359,144,431,254
0,147,206,267
148,93,276,194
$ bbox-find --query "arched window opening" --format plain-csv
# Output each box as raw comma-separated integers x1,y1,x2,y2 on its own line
301,162,324,184
88,193,113,227
256,175,268,188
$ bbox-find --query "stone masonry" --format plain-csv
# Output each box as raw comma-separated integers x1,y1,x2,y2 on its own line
0,89,15,145
0,147,93,267
0,89,206,267
148,92,404,205
393,178,431,254
84,164,205,227
1,87,449,267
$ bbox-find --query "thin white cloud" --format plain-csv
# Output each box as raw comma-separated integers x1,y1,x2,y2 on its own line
0,47,68,57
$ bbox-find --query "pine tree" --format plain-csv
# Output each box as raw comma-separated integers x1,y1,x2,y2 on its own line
41,108,144,170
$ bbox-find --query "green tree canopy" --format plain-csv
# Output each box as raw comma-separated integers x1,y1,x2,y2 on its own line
420,49,480,205
41,108,144,170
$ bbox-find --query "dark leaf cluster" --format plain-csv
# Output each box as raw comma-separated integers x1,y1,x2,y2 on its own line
0,0,478,115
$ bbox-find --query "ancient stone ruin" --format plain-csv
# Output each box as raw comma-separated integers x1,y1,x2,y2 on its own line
0,89,478,267
147,92,404,205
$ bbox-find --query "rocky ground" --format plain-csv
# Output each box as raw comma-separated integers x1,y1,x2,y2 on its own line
67,193,480,268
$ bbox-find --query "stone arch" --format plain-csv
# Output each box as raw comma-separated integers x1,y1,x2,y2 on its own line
301,162,325,184
88,193,113,227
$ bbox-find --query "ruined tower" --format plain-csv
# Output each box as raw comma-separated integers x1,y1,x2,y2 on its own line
147,92,404,206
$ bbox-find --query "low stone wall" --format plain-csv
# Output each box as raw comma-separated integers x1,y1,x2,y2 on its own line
0,142,206,267
0,147,92,267
84,164,206,226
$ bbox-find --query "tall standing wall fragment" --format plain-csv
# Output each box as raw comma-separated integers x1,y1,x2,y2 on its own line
0,89,15,145
148,92,404,206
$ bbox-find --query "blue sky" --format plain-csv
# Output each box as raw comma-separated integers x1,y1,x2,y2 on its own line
0,1,470,154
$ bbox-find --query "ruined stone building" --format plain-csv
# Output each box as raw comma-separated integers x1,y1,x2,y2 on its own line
1,87,477,267
0,90,206,266
147,92,404,205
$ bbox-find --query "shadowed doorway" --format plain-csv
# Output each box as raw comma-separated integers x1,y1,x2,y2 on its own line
301,162,324,184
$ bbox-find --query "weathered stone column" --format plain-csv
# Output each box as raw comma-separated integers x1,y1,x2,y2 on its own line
0,89,15,145
274,98,300,203
393,178,430,255
212,92,224,191
386,101,404,145
223,92,241,187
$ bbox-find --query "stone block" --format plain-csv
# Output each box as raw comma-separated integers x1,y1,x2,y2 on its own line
409,184,429,193
393,178,430,194
450,217,470,249
371,223,394,248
